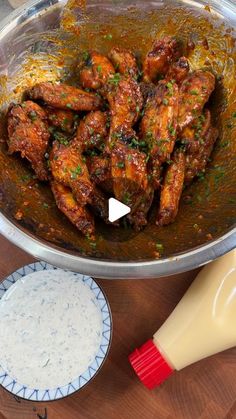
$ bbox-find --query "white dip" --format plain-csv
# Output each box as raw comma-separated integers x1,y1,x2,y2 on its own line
0,270,103,389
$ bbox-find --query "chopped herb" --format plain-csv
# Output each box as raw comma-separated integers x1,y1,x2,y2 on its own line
156,243,164,251
220,140,229,148
193,223,199,230
97,65,102,74
70,165,82,179
199,114,206,123
168,124,176,136
162,98,169,106
108,73,121,86
28,111,38,122
103,33,113,40
60,93,68,99
123,192,131,205
232,112,236,118
62,117,69,127
66,103,72,109
166,81,174,95
197,172,205,181
82,51,90,61
116,161,125,168
139,140,147,147
21,174,32,182
136,106,140,113
190,89,198,95
89,127,95,135
90,241,97,249
43,202,49,209
129,137,140,148
127,154,132,161
53,131,69,145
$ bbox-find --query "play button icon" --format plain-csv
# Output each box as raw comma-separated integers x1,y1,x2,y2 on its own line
108,198,131,223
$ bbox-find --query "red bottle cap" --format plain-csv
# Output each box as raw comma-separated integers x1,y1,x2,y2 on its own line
129,339,174,389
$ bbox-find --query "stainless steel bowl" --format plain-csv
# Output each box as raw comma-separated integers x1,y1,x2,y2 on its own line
0,0,235,278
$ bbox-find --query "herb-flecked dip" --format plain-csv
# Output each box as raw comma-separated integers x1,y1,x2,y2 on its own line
0,270,103,389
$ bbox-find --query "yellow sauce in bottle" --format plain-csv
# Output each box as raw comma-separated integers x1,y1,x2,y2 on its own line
154,250,236,370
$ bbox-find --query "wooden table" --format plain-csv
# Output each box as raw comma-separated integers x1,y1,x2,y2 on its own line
0,234,235,419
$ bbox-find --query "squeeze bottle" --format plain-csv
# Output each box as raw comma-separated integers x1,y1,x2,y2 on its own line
129,250,236,389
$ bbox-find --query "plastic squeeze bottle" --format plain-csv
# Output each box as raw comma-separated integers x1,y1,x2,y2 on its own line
129,249,236,389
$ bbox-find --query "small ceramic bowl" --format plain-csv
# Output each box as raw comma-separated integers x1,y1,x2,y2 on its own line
0,261,112,401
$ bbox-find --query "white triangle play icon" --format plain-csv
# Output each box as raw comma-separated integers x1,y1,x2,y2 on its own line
108,198,131,223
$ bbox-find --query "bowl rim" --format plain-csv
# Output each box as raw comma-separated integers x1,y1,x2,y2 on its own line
0,0,235,278
0,212,235,278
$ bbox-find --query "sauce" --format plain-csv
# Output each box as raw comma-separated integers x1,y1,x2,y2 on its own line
0,270,103,389
129,250,236,389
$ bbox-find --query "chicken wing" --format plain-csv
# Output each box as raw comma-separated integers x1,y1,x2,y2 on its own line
111,142,148,210
139,81,156,104
166,56,190,84
185,126,218,184
51,181,95,237
86,155,110,183
143,36,180,83
90,186,109,224
74,111,108,151
7,101,50,181
107,75,143,138
128,185,154,230
79,52,115,90
140,80,179,188
178,70,215,131
157,150,185,226
106,72,146,202
181,109,211,153
28,82,102,111
50,141,93,205
108,47,139,79
46,107,75,133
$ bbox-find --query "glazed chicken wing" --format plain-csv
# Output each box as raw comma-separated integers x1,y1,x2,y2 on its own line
50,141,93,205
51,181,95,237
79,52,115,90
46,107,75,133
106,73,148,207
87,155,110,182
143,36,180,83
28,82,102,112
90,187,109,224
157,150,185,226
108,47,139,79
111,142,148,203
185,125,218,184
128,185,154,230
107,75,143,138
7,101,50,181
166,57,190,84
181,109,211,153
74,111,108,151
178,70,215,131
140,80,179,187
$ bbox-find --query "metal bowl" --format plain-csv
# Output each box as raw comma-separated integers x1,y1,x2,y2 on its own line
0,0,235,278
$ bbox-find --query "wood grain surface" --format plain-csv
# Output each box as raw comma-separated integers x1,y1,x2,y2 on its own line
0,234,235,419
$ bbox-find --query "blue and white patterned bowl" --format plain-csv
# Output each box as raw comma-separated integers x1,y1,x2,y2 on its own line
0,261,112,401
